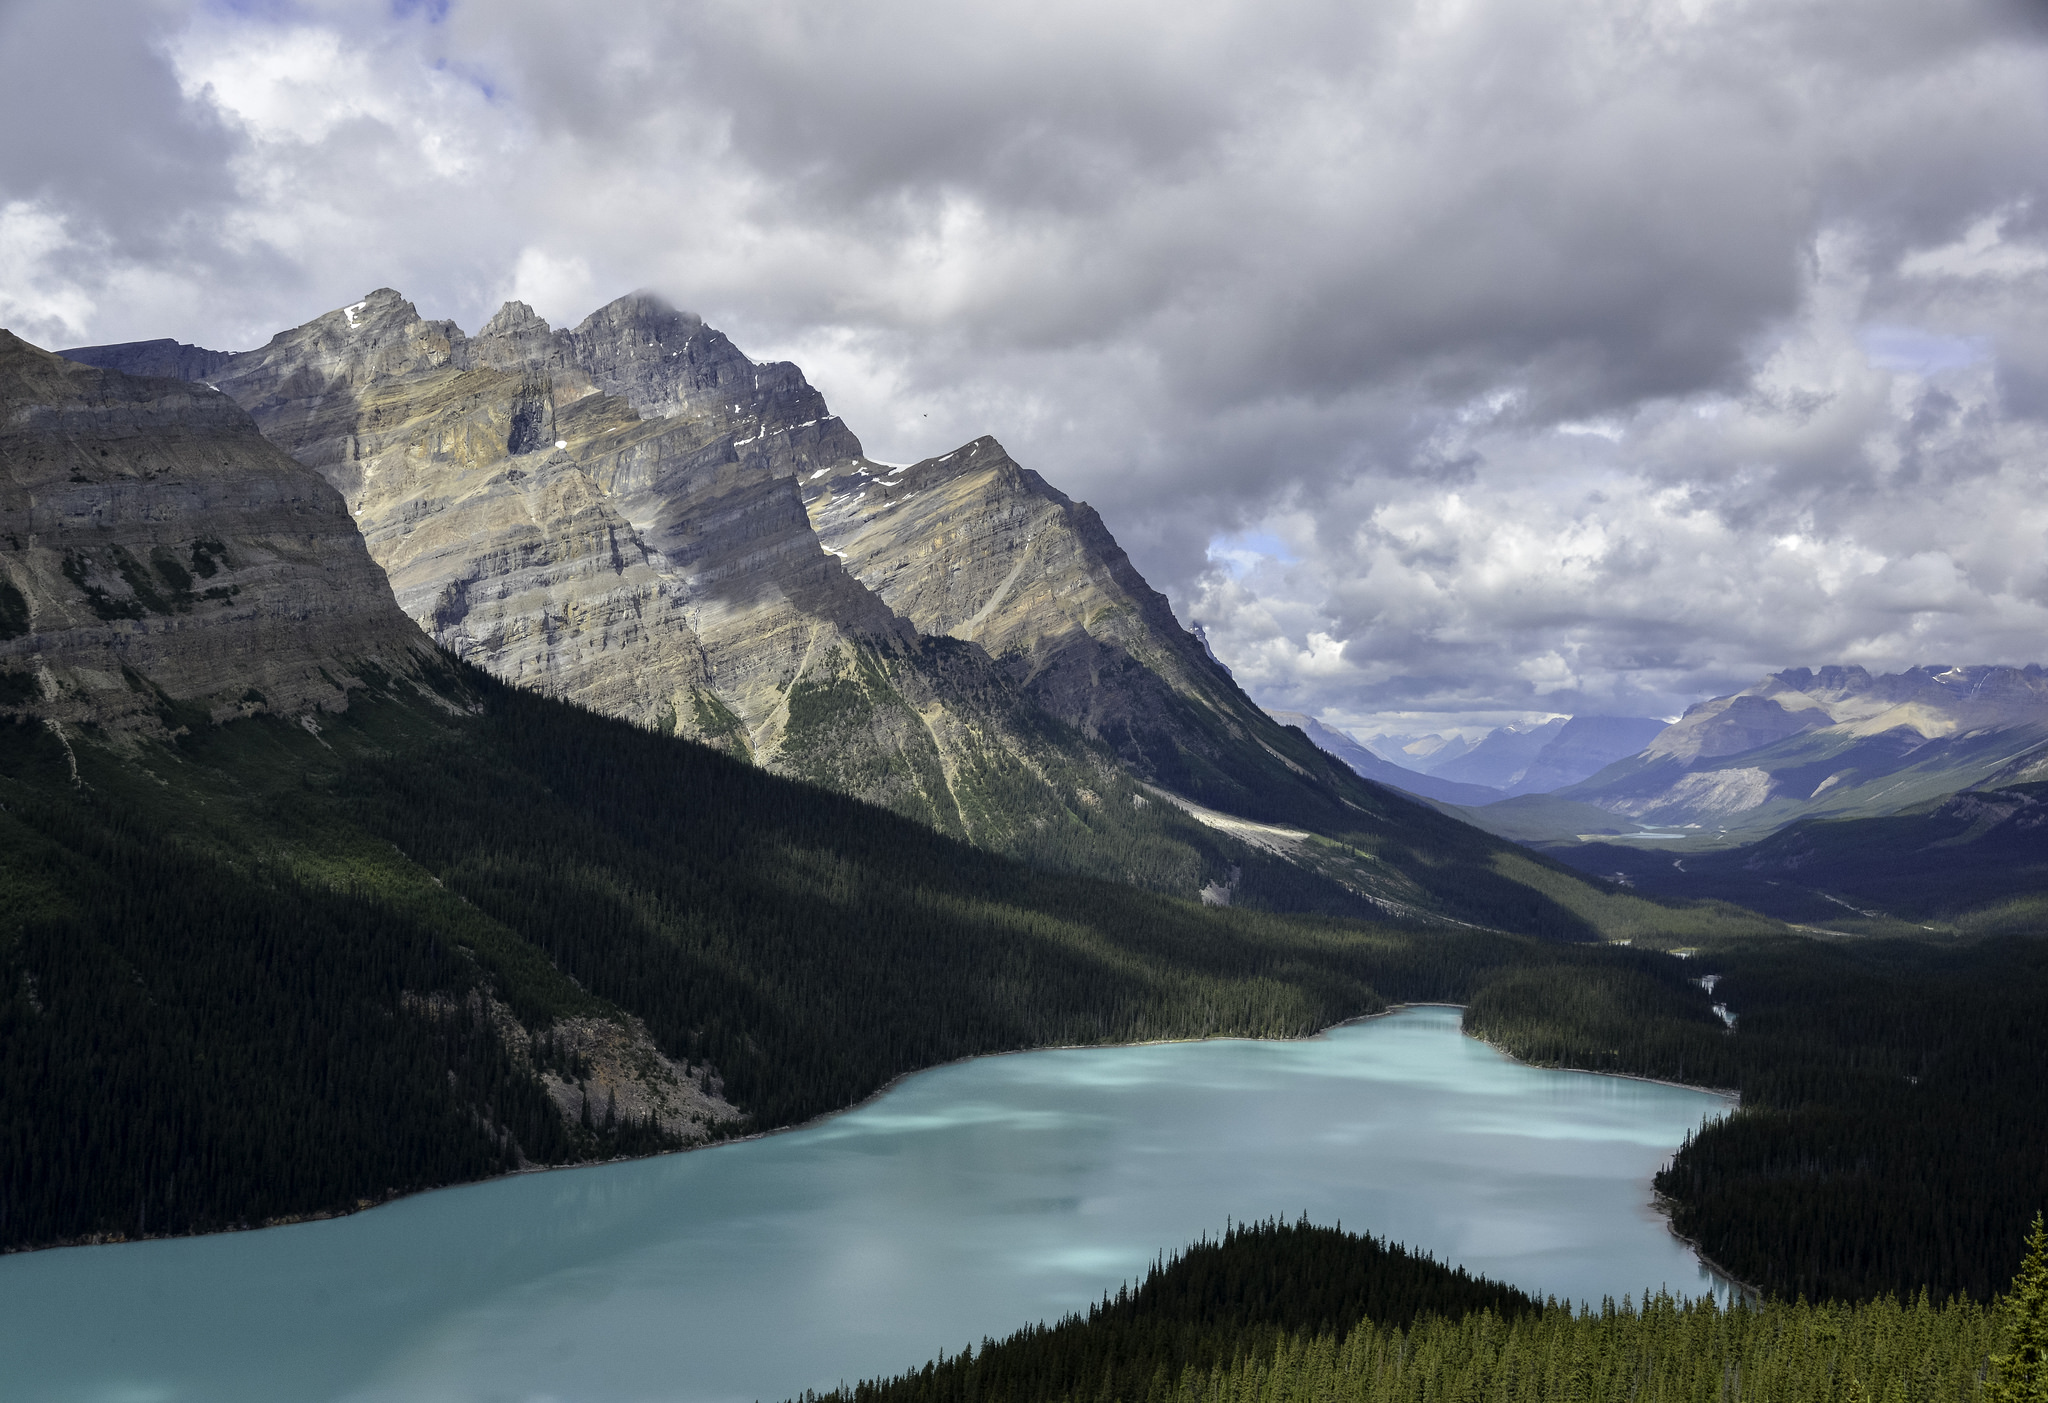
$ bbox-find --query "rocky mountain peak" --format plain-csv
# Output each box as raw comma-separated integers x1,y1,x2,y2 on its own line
1766,664,1875,698
474,300,559,369
570,290,704,345
480,299,547,338
1646,691,1831,762
799,421,1353,814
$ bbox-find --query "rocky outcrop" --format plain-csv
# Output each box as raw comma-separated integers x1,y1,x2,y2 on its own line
0,330,437,732
533,1014,738,1141
411,987,738,1144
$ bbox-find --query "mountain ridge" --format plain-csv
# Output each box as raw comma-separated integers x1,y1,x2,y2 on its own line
1449,663,2048,849
58,296,1775,938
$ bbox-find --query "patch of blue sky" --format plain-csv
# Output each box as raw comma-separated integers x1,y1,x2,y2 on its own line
393,0,452,22
1207,530,1299,579
1859,325,1991,374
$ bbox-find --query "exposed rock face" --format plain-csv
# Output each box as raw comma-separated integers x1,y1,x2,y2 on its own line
61,294,1150,848
802,435,1364,823
59,337,234,384
404,989,738,1148
324,367,717,740
0,330,437,732
535,1014,738,1141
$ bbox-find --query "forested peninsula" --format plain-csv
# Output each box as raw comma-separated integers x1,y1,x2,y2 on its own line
816,1218,2048,1403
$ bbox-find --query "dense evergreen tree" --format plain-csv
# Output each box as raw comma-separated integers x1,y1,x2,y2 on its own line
1992,1214,2048,1403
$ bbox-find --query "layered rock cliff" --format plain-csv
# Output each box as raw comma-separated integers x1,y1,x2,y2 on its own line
0,330,437,733
64,295,1163,853
802,435,1372,826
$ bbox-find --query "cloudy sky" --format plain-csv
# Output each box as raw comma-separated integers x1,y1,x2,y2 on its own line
7,0,2048,739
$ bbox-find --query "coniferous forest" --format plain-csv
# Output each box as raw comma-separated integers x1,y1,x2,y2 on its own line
818,1217,2048,1403
0,659,2042,1323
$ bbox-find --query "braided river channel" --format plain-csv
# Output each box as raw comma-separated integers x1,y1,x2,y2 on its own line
2,1005,1737,1403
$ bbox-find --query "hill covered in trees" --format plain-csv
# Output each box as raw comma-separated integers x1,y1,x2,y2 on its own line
0,655,1745,1253
1553,779,2048,938
1468,934,2048,1302
817,1217,2048,1403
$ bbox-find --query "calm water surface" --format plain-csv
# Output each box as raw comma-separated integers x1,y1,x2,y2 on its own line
2,1006,1735,1403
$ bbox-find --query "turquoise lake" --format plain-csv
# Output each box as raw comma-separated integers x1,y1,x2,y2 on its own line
1,1005,1736,1403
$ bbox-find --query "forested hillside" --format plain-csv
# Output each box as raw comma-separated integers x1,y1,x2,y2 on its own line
1468,936,2048,1302
1555,781,2048,936
0,659,1635,1253
817,1217,2045,1403
3,662,2044,1303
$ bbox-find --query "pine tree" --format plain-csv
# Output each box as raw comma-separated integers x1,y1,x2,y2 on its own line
1991,1213,2048,1403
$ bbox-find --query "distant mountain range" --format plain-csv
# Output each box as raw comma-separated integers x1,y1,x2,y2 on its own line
1273,711,1666,802
1428,715,1670,795
1273,669,2048,931
1263,712,1503,805
1452,664,2048,849
1361,730,1474,771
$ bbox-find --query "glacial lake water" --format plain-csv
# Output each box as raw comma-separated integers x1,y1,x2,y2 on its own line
1,1005,1736,1403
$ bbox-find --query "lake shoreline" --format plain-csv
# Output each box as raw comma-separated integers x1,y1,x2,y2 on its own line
3,999,1746,1300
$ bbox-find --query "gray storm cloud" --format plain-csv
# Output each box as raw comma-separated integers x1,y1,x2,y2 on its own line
4,0,2047,730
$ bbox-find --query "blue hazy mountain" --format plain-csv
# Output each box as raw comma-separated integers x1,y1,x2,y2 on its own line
1265,711,1505,806
1421,715,1669,796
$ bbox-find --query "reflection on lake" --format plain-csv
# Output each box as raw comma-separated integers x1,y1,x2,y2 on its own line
1,1005,1735,1403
